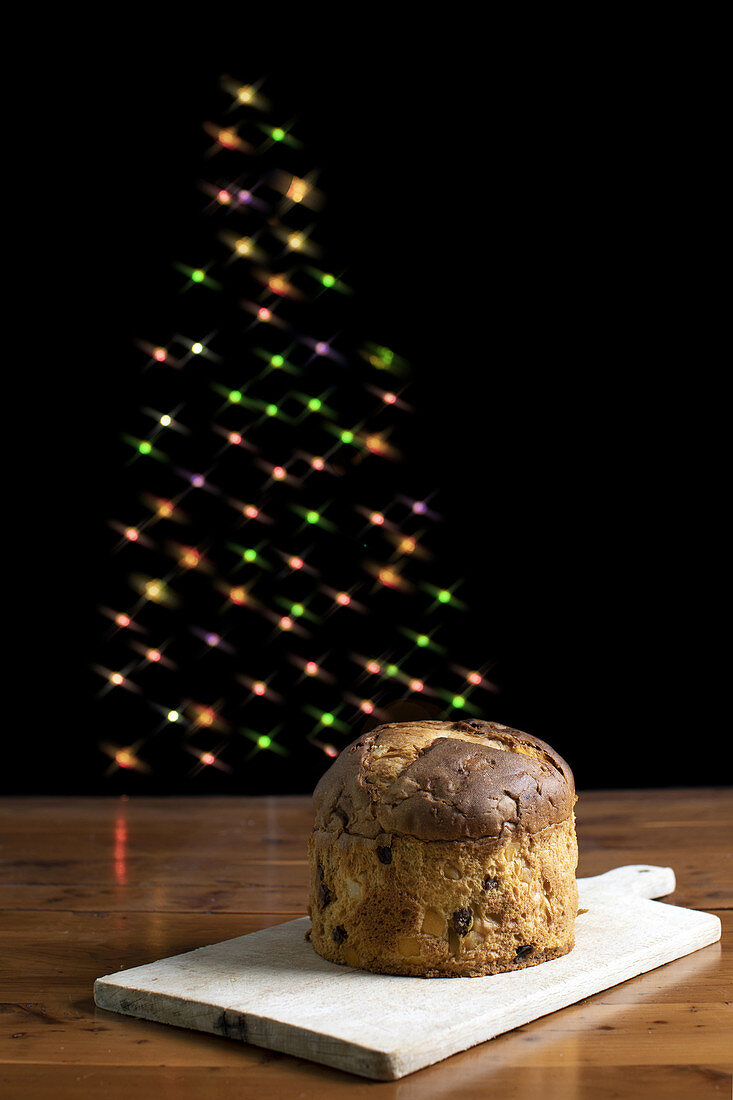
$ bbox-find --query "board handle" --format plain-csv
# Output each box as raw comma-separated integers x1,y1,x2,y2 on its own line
579,864,675,900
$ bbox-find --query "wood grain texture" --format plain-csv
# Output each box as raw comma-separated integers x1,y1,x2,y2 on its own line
1,789,731,1096
91,866,723,1079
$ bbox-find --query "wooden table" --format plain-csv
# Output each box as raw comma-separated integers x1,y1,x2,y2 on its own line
1,789,730,1098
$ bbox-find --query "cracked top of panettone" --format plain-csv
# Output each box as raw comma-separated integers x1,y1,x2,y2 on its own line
312,719,576,842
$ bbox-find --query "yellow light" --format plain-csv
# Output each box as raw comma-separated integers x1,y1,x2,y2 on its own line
229,586,247,605
218,127,238,146
157,501,173,518
237,86,253,104
145,580,162,601
288,233,304,250
400,536,416,554
115,749,135,768
109,672,125,686
366,434,386,454
379,568,398,587
235,237,252,255
269,275,288,294
181,548,200,569
286,176,308,202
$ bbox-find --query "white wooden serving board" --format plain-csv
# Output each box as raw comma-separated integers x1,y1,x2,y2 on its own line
94,865,721,1081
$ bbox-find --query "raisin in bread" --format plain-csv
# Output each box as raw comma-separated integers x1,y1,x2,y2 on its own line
307,719,578,977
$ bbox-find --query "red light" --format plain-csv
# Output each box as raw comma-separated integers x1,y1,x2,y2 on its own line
410,679,424,692
146,649,161,663
201,752,216,766
370,512,385,526
244,505,259,518
383,392,397,404
272,466,286,480
125,527,139,542
154,348,167,362
336,593,351,606
229,432,242,446
360,700,374,714
289,556,304,570
366,660,381,675
305,661,318,676
115,613,130,628
258,307,272,322
280,616,292,631
468,672,482,685
217,189,231,204
312,457,324,470
324,744,338,758
253,682,266,696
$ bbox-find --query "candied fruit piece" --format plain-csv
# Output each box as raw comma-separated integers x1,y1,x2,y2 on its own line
421,908,446,937
343,945,359,966
397,936,421,957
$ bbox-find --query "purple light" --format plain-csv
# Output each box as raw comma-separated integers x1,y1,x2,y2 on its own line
191,474,205,488
315,341,329,356
205,632,220,647
413,501,426,514
239,190,252,204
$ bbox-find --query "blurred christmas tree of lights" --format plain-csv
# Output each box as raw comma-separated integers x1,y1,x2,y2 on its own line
95,75,498,790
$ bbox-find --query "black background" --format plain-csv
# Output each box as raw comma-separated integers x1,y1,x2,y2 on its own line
13,27,726,794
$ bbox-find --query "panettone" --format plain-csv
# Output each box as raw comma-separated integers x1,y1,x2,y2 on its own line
307,719,578,977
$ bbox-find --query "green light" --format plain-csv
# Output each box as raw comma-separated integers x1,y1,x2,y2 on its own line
308,397,322,412
191,269,205,283
321,712,334,726
306,510,320,524
291,603,304,617
257,734,271,748
452,695,466,709
167,710,180,723
322,273,335,287
191,342,203,355
386,664,399,677
272,127,285,141
271,354,284,367
266,403,278,417
229,390,242,403
416,634,429,647
438,590,451,603
243,548,257,562
138,441,152,455
340,430,354,444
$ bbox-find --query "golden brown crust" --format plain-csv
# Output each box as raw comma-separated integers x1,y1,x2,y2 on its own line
313,719,576,843
308,816,578,977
